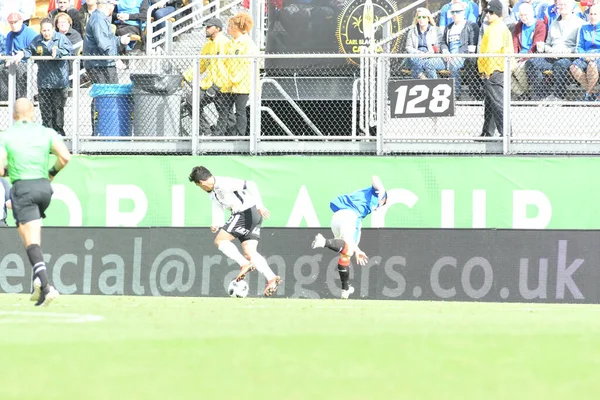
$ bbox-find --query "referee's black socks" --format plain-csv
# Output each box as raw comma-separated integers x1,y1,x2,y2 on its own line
26,244,49,289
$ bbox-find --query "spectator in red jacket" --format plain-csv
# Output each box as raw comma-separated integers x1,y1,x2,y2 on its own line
511,2,547,100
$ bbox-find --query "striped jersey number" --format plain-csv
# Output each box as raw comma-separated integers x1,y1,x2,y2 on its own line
394,84,452,115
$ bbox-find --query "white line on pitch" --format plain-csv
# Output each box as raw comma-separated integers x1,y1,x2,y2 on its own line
0,311,104,323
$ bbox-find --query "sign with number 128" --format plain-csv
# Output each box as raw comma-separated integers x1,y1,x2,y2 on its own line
389,79,455,118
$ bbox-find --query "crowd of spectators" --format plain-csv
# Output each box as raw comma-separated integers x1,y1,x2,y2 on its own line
405,0,600,102
0,0,256,136
1,0,598,139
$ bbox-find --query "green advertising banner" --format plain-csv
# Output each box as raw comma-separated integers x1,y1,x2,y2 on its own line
11,156,598,229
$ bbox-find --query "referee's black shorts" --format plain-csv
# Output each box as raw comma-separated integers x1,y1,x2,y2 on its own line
10,179,53,225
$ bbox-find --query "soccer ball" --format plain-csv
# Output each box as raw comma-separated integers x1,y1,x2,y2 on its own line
228,279,249,298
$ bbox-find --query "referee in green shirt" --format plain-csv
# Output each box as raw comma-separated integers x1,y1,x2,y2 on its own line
0,98,71,307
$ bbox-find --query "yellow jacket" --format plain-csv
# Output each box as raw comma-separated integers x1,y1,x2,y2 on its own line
477,19,512,76
183,32,229,90
224,34,258,94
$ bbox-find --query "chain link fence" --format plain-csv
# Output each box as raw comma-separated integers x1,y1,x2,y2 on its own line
0,51,599,155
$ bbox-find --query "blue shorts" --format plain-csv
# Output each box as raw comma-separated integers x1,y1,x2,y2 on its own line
572,58,600,72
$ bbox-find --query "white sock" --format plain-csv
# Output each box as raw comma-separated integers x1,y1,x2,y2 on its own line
218,241,248,267
251,253,276,281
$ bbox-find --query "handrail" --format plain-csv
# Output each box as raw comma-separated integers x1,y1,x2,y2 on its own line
261,78,324,136
146,0,243,54
146,0,170,54
373,0,427,50
375,0,427,27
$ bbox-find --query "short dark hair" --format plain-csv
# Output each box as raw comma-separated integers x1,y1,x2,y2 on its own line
40,17,54,28
189,166,212,183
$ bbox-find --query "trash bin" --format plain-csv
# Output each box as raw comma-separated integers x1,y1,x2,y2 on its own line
131,74,182,137
90,84,133,137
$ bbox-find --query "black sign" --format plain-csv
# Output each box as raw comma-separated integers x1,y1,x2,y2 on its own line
389,79,455,118
265,0,409,72
0,228,598,303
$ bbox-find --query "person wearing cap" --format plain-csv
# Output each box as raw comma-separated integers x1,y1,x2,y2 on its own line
2,12,37,99
477,0,512,137
439,1,480,99
0,1,35,26
183,17,229,136
83,0,131,83
310,175,387,300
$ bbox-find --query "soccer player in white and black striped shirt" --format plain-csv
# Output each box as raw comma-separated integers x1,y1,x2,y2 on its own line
189,166,282,296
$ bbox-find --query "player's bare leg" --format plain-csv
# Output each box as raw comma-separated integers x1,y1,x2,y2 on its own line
18,219,59,306
242,240,281,296
214,229,255,281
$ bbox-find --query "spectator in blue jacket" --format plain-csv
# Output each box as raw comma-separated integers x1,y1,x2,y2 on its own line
13,18,73,136
570,3,600,100
3,12,37,98
83,0,130,83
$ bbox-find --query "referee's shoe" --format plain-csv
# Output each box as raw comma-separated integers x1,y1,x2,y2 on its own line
30,278,60,307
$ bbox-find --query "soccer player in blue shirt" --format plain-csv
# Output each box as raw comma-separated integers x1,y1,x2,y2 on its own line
311,175,387,299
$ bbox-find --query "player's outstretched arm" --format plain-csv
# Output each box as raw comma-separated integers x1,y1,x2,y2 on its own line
372,175,387,209
372,175,385,192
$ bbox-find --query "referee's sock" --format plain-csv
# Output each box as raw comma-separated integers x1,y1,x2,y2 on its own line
325,238,349,255
27,244,49,290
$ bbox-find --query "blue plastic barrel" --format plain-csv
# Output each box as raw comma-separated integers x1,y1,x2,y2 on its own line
90,84,134,136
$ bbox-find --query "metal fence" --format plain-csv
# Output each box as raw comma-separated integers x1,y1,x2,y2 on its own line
0,51,599,155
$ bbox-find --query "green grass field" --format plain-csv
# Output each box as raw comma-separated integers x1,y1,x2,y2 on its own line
1,295,599,400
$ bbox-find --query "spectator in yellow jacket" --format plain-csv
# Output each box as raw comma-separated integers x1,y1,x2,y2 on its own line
183,17,230,136
222,12,257,136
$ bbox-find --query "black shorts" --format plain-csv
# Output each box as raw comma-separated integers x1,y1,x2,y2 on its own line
221,206,262,242
11,179,53,225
